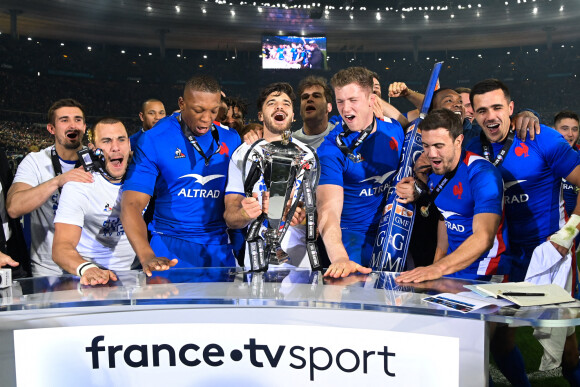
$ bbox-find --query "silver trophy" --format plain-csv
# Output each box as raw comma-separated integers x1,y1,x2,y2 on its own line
242,131,321,272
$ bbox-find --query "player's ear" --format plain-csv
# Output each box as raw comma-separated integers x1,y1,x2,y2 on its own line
258,111,264,122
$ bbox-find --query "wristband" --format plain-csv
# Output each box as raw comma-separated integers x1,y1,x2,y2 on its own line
76,262,98,277
550,214,580,251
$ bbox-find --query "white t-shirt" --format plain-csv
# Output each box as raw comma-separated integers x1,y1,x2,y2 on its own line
54,173,135,271
226,138,317,268
13,146,77,276
0,184,11,243
292,122,336,150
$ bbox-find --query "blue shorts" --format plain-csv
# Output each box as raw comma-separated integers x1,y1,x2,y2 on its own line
342,228,376,267
150,234,236,268
227,228,246,265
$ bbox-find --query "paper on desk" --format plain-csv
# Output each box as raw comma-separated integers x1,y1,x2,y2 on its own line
463,282,575,307
422,292,500,313
456,291,514,307
464,282,533,298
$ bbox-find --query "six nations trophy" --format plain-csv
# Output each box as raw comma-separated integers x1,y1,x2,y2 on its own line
242,130,322,272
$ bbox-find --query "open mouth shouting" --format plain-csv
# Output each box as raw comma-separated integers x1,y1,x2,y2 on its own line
304,104,316,114
193,125,211,135
343,114,356,125
485,121,501,137
106,154,126,177
430,157,443,170
273,111,287,122
65,130,81,141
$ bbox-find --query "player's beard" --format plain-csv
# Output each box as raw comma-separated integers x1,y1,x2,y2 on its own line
57,132,83,150
263,114,292,136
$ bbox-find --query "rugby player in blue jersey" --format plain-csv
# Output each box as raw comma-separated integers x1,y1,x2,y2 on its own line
395,108,530,386
466,79,580,386
130,99,166,149
318,67,405,278
554,111,580,220
388,81,540,145
394,109,510,283
121,75,241,276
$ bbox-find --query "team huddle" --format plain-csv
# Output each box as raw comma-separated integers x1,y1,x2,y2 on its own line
3,67,580,384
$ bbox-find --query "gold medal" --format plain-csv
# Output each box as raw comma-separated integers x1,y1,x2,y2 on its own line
420,204,430,217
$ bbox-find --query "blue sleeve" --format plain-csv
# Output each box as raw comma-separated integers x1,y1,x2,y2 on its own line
537,126,580,179
465,137,482,155
123,133,159,196
317,139,344,187
469,161,504,216
328,115,341,125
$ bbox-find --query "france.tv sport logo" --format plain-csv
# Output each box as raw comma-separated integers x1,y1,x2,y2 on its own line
85,335,397,381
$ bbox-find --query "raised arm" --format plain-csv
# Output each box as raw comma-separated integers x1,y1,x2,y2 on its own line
388,82,425,110
375,97,409,127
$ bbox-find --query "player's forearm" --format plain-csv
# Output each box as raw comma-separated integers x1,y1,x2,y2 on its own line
52,240,87,275
570,190,580,219
224,194,255,229
7,180,61,218
433,247,447,263
317,209,349,262
405,90,425,110
226,212,253,229
121,205,156,262
432,232,494,275
317,185,349,262
433,220,449,263
224,204,253,229
378,99,409,127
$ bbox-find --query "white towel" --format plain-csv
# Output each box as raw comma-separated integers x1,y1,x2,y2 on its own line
525,240,571,288
525,240,574,371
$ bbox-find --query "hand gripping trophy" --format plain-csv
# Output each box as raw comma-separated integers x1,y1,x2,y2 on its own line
242,130,321,272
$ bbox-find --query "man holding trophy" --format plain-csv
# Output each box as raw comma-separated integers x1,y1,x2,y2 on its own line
224,83,320,270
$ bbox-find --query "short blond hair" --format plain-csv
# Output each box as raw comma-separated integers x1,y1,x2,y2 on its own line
330,67,374,92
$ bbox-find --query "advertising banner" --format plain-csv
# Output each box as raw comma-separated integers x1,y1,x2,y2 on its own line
15,323,459,386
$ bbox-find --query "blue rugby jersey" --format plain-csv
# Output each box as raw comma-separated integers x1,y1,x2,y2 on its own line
124,113,242,244
429,150,510,280
317,118,404,234
129,129,145,150
467,125,580,248
562,146,580,217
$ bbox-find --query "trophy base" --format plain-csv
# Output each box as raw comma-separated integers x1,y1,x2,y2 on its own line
268,248,290,265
